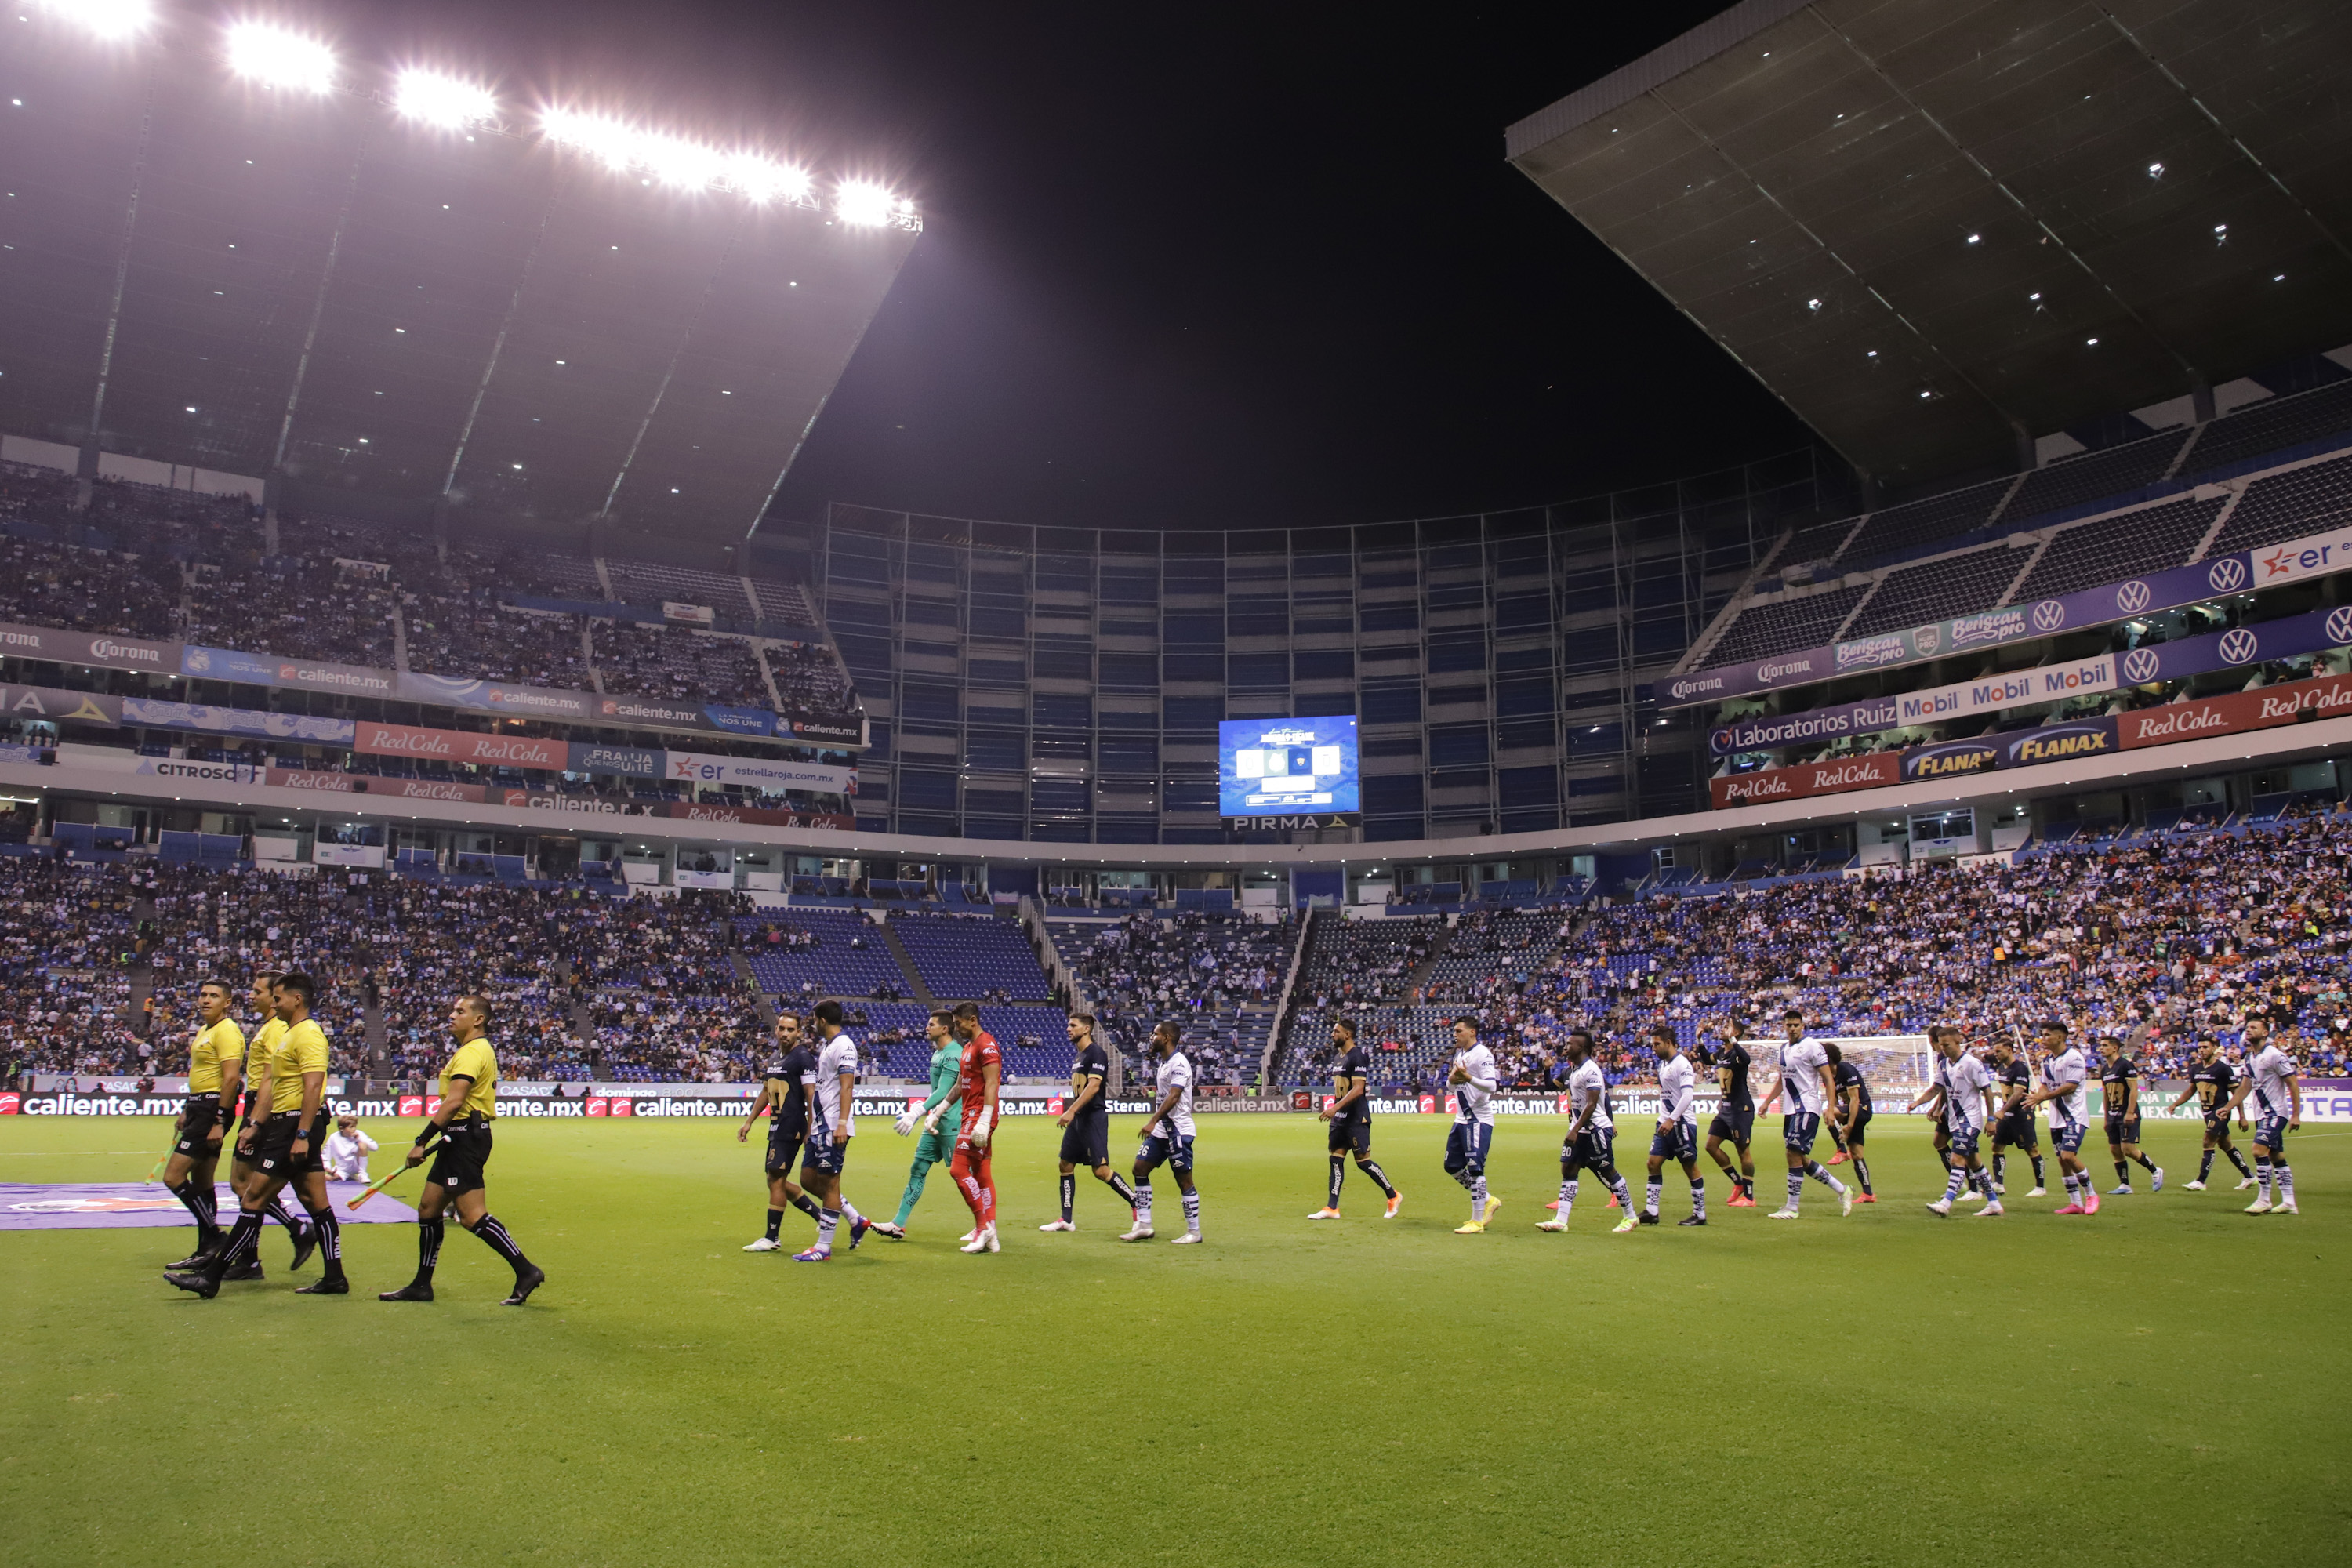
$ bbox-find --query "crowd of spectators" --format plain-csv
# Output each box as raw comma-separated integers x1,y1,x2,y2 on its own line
0,470,858,724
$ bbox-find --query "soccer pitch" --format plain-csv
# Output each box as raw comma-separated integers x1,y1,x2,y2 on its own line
2,1113,2345,1566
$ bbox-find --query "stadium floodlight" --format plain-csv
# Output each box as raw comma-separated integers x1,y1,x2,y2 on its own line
393,67,497,130
834,180,895,227
638,132,723,191
226,21,336,93
721,151,813,205
539,106,636,170
41,0,152,42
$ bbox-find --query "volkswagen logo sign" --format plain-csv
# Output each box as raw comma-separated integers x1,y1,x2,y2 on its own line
2206,557,2247,593
2218,627,2259,665
1912,624,1940,656
2114,580,2151,614
2120,648,2161,684
2030,600,2066,632
2329,606,2352,646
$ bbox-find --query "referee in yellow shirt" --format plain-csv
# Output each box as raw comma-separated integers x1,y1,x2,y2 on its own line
380,994,544,1306
222,970,316,1276
167,972,348,1298
160,980,243,1269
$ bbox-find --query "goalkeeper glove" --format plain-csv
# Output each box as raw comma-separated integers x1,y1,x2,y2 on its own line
966,1105,993,1149
893,1112,916,1137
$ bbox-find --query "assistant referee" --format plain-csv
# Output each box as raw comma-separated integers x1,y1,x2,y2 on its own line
379,994,545,1306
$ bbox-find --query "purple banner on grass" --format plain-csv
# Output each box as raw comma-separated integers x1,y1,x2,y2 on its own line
0,1181,416,1230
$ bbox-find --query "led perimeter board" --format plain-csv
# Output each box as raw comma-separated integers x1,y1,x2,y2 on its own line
1218,717,1360,827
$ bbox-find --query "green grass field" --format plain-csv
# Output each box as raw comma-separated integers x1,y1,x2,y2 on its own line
2,1112,2346,1567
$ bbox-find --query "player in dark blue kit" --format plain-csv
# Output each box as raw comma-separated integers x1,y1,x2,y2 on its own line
1824,1044,1875,1203
1307,1017,1401,1220
2169,1038,2255,1191
2100,1036,2163,1196
736,1014,824,1251
1702,1020,1757,1207
1040,1013,1139,1232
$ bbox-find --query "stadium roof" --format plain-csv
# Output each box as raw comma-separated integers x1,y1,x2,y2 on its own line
0,17,917,544
1507,0,2352,488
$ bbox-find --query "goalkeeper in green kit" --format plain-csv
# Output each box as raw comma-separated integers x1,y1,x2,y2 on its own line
866,1008,964,1241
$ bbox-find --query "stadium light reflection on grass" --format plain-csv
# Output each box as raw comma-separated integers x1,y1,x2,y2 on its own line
38,0,152,42
224,20,337,94
390,67,498,130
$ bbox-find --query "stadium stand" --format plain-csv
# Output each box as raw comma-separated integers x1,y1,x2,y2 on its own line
887,911,1054,1001
739,910,913,1001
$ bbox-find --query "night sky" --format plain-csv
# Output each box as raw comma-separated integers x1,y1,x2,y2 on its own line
350,0,1812,532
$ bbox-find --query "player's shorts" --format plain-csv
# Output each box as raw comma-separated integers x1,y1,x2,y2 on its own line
912,1127,956,1169
1947,1122,1984,1160
1444,1120,1493,1177
1327,1116,1371,1157
764,1126,804,1178
2203,1112,2234,1142
173,1092,223,1156
1060,1112,1111,1168
1843,1107,1873,1142
2049,1118,2087,1155
249,1109,328,1178
1707,1105,1754,1145
1994,1114,2038,1149
2105,1114,2142,1145
426,1117,492,1195
801,1133,847,1178
1781,1112,1821,1154
1649,1119,1697,1163
1138,1131,1195,1173
1562,1125,1616,1172
2255,1114,2290,1151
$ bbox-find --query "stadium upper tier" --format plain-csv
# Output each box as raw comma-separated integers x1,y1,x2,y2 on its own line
0,461,862,737
1690,374,2352,676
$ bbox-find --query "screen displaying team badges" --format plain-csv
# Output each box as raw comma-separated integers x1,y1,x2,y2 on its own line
1218,717,1360,817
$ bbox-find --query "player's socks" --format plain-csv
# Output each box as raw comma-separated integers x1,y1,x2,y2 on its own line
2197,1149,2216,1183
206,1210,265,1279
1134,1180,1153,1228
1784,1171,1803,1212
2253,1158,2272,1203
2225,1145,2252,1177
1941,1149,1956,1175
1105,1171,1140,1205
2031,1154,2046,1188
1992,1152,2003,1185
1328,1156,1345,1210
2132,1152,2157,1176
1690,1178,1705,1219
169,1178,216,1244
416,1214,445,1283
1940,1164,1968,1203
1803,1160,1847,1196
896,1163,930,1227
2114,1160,2130,1185
303,1207,346,1283
1557,1177,1577,1219
839,1200,866,1228
2275,1164,2294,1206
1853,1156,1872,1196
792,1192,822,1221
1976,1166,1999,1200
764,1209,784,1243
473,1213,530,1275
1643,1181,1661,1218
815,1208,840,1252
1181,1190,1200,1236
267,1192,307,1238
1359,1160,1396,1199
1471,1174,1489,1222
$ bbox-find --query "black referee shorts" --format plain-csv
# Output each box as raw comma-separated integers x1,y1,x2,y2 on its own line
426,1118,494,1195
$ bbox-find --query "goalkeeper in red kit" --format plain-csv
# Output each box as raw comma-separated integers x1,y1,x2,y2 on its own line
939,1001,1002,1254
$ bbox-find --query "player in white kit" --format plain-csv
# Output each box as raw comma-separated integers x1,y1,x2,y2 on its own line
1442,1019,1500,1232
1750,1008,1852,1219
2013,1020,2096,1214
2232,1022,2303,1215
1926,1029,2002,1217
1640,1023,1706,1227
1123,1021,1203,1243
1537,1029,1636,1234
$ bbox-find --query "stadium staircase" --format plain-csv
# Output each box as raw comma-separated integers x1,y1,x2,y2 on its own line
1018,896,1083,1011
873,920,938,1007
730,953,778,1025
1403,921,1454,1000
1261,907,1318,1081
